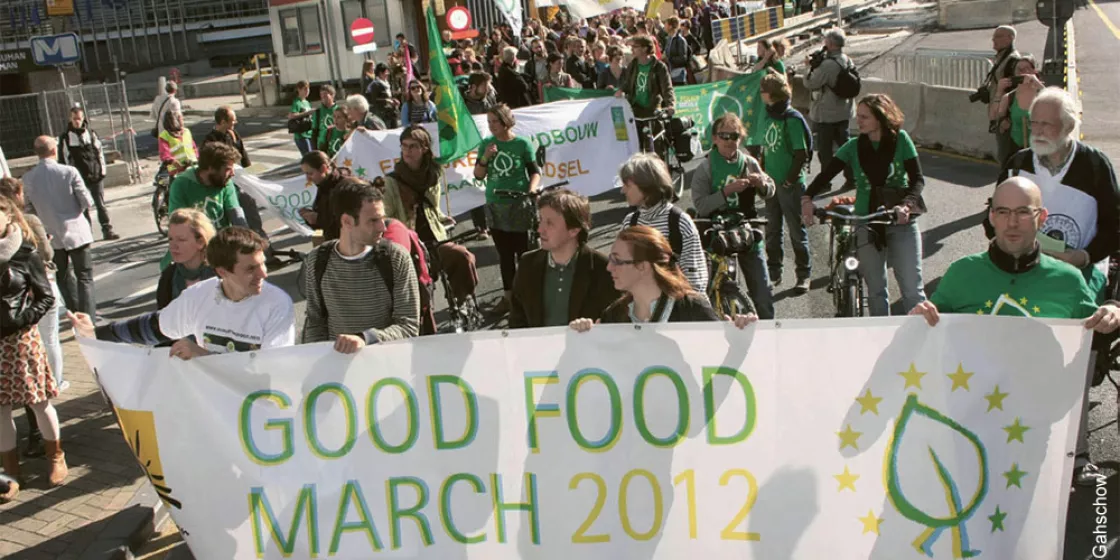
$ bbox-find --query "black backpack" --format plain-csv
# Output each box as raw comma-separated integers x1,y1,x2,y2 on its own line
310,239,396,321
629,206,684,259
829,58,862,100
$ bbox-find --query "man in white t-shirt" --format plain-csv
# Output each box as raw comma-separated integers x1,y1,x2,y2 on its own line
70,227,294,358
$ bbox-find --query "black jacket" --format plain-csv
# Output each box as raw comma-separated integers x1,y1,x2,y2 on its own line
58,125,105,182
988,142,1120,263
621,58,675,118
204,128,251,168
600,292,719,324
565,54,596,89
509,246,620,328
1,243,54,337
311,167,355,241
496,64,534,109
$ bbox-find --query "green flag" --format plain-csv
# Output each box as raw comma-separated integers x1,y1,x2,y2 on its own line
671,72,767,149
542,86,613,103
426,4,481,164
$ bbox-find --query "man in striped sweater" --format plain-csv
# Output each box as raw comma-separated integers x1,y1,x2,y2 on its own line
301,181,420,353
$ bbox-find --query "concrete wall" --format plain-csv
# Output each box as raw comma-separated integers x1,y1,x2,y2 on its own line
938,0,1036,30
790,75,995,160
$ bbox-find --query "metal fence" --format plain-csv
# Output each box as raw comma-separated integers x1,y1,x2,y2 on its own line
0,82,141,183
465,0,534,35
873,51,993,90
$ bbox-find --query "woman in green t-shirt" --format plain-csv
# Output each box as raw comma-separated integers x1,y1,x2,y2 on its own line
473,104,541,314
801,94,928,317
750,37,789,75
993,56,1044,153
287,80,315,156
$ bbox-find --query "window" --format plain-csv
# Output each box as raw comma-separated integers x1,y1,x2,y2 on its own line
279,6,324,56
369,0,392,48
340,0,367,49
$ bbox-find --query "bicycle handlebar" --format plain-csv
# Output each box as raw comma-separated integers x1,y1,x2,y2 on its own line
693,212,768,229
633,109,674,123
492,189,540,200
813,207,897,225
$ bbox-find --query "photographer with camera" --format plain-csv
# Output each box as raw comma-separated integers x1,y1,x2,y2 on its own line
969,25,1020,167
991,55,1044,155
803,29,855,188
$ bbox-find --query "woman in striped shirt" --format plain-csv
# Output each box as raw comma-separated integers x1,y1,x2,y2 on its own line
618,153,710,295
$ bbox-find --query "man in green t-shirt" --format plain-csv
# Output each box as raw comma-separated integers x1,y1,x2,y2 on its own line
758,71,812,293
312,84,337,153
618,36,674,120
168,143,246,231
911,177,1119,486
288,80,315,156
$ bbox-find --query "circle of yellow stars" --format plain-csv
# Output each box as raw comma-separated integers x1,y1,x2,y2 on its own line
834,362,1030,536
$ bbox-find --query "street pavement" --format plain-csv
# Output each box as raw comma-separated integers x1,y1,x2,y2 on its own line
4,8,1119,558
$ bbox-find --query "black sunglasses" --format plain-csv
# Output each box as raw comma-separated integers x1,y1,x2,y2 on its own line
716,132,741,141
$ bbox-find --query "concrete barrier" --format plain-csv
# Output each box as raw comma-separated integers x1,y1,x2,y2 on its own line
938,0,1012,30
790,75,994,160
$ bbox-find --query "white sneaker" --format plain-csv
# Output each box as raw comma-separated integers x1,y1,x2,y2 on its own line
57,381,71,393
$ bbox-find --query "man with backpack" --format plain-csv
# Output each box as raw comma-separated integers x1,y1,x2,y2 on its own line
804,28,858,189
301,181,419,352
664,17,692,86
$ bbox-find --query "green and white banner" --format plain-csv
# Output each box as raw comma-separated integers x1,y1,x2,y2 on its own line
234,97,638,230
80,316,1089,559
544,72,767,149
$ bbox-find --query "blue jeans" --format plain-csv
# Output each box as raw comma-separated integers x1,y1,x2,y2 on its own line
765,183,811,280
856,221,926,317
294,137,314,156
738,247,775,319
37,280,64,386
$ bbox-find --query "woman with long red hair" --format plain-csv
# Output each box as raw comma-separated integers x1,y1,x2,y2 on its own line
570,225,757,328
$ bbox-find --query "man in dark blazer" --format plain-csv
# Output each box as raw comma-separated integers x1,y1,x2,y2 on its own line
509,189,619,328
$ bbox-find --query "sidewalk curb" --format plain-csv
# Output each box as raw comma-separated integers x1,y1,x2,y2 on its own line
128,106,289,119
76,481,170,560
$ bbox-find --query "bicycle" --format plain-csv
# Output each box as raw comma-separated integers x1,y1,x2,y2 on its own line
633,110,692,201
492,182,569,250
813,204,897,318
425,229,485,334
151,164,172,237
693,211,767,318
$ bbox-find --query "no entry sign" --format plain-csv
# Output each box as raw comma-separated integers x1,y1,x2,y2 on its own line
446,6,478,39
350,18,375,45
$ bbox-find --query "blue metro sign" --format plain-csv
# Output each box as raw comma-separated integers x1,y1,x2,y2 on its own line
30,33,82,66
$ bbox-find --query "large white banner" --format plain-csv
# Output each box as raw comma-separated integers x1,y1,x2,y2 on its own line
234,98,637,236
564,0,647,19
81,316,1090,559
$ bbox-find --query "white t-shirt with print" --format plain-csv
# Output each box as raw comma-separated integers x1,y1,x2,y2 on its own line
159,277,295,352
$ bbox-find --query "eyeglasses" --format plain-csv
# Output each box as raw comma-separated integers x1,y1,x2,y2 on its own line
716,132,741,141
608,254,638,266
991,206,1041,221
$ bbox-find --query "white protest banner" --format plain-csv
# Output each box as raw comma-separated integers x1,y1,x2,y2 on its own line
495,0,524,41
564,0,646,19
81,316,1089,559
235,98,638,234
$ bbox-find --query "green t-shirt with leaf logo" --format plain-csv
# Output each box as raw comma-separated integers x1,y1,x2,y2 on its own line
314,104,336,148
760,112,809,186
479,135,536,204
291,98,312,140
710,149,745,209
633,61,653,109
834,130,919,215
930,252,1098,319
325,128,348,157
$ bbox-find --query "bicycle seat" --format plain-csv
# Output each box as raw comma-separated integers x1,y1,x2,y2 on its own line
830,204,856,216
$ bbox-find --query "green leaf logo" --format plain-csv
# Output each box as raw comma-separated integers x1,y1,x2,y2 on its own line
885,394,989,558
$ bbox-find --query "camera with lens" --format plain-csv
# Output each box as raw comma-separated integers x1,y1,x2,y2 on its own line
968,86,990,104
808,47,827,69
1010,75,1024,88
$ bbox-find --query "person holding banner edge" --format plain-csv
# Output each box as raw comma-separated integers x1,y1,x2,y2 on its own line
569,225,757,329
909,176,1120,485
475,104,542,316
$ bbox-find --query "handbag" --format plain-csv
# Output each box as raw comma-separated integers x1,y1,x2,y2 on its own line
287,115,313,134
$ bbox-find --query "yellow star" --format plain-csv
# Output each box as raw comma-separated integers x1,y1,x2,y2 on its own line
976,309,985,315
746,109,754,116
858,510,883,534
854,389,882,415
746,95,754,103
1003,417,1031,443
1032,305,1041,314
701,88,709,95
305,179,313,188
985,300,993,308
898,363,927,390
834,466,859,492
1019,297,1028,306
837,424,862,450
738,85,747,91
342,158,353,168
984,385,1009,412
947,364,974,392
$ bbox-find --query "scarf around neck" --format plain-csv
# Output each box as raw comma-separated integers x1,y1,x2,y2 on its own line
0,225,23,265
765,99,792,120
391,157,442,215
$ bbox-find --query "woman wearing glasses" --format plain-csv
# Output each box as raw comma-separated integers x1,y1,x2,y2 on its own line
800,93,928,317
400,80,437,126
569,225,757,328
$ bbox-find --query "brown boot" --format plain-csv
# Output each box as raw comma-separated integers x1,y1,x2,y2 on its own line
0,449,20,502
43,439,68,487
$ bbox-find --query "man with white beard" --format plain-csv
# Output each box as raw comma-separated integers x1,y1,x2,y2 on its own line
985,87,1119,282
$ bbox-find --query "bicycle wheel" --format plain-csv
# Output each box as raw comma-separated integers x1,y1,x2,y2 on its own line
718,285,752,317
840,282,859,318
152,186,170,237
668,150,685,200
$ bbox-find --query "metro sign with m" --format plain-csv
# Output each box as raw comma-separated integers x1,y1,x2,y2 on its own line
30,33,82,66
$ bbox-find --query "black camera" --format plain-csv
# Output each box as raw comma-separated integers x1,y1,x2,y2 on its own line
1011,75,1024,88
808,47,827,69
968,86,990,104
